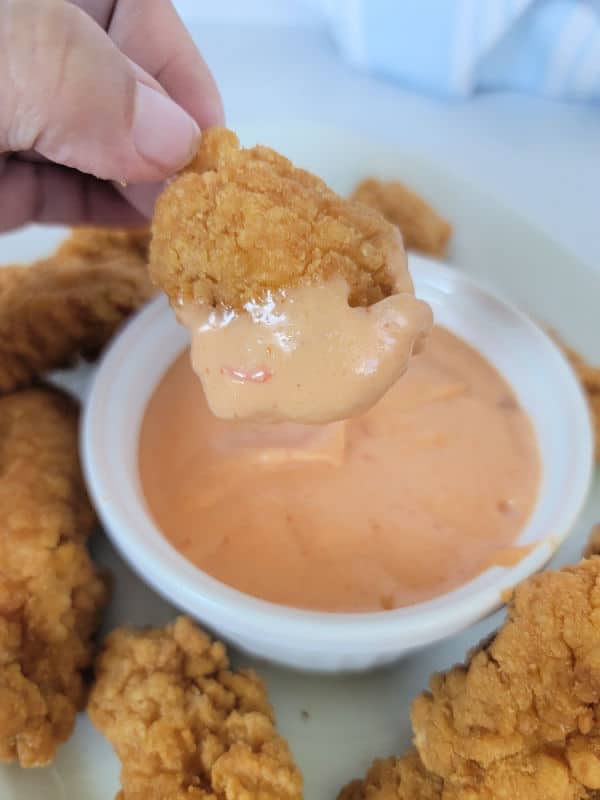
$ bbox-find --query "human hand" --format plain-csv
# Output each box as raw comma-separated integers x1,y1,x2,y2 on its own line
0,0,224,231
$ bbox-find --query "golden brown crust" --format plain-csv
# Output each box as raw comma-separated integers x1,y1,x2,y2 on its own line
150,128,405,309
88,616,303,800
340,560,600,800
351,178,452,258
54,226,151,262
0,388,108,766
338,752,442,800
411,558,600,799
0,226,154,394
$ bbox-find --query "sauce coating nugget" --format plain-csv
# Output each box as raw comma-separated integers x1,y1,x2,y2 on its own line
340,558,600,800
351,178,452,258
149,129,432,424
0,388,108,766
150,128,408,309
0,226,153,394
88,616,303,800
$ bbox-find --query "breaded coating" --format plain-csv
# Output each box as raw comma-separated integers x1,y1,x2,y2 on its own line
351,178,452,257
585,524,600,558
150,128,407,309
340,559,600,800
413,558,600,799
338,751,442,800
55,226,150,262
556,338,600,461
88,616,303,800
0,388,108,767
0,226,154,394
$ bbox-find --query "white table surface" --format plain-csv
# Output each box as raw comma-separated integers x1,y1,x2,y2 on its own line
188,21,600,272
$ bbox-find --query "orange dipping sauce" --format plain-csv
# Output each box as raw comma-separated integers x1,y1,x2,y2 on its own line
139,327,540,612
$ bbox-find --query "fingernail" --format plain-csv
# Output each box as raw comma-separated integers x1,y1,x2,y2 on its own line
133,82,200,173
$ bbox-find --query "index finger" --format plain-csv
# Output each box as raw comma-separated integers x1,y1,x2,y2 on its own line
106,0,224,129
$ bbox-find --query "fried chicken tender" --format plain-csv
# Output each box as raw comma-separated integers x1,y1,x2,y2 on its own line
88,616,303,800
0,388,108,767
340,558,600,800
150,128,407,309
556,338,600,461
351,178,452,258
0,226,154,394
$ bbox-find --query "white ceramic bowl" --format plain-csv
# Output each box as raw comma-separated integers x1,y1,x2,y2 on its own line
82,255,593,672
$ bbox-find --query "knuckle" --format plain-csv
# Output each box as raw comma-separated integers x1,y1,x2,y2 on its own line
0,0,82,150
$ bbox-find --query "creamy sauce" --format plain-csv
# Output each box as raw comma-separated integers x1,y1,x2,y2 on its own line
139,327,540,612
489,544,537,567
178,277,432,424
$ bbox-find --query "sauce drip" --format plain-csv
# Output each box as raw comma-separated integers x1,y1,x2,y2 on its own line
178,277,432,424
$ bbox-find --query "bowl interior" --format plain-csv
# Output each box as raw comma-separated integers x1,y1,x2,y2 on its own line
82,255,593,652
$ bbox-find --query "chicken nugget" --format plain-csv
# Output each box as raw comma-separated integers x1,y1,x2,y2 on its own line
351,178,452,258
88,616,303,800
340,558,600,800
149,129,431,424
150,128,410,309
0,226,154,394
0,388,108,766
55,226,150,262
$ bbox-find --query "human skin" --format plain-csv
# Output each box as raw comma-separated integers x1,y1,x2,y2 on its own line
0,0,224,230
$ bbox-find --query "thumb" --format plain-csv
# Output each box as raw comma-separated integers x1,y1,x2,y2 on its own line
0,0,200,183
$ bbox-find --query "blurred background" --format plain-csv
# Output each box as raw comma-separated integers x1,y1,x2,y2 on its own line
170,0,600,271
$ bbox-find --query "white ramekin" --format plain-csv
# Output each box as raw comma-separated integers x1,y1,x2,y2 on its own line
82,255,594,672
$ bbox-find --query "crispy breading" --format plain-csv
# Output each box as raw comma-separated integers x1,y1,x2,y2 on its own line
555,337,600,461
54,226,150,262
88,616,303,800
0,388,108,767
338,752,442,800
150,128,408,309
413,558,600,799
0,226,154,394
340,559,600,800
351,178,452,257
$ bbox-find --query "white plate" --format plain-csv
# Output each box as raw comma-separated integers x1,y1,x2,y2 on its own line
1,123,599,800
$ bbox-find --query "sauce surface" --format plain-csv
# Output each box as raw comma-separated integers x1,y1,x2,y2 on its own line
139,327,540,612
178,261,432,425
